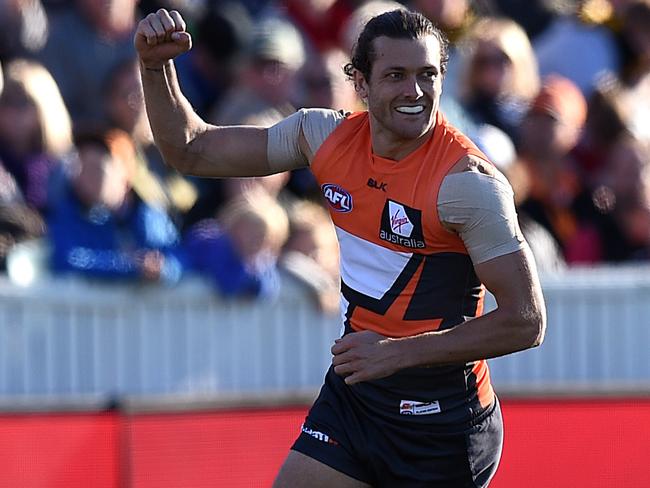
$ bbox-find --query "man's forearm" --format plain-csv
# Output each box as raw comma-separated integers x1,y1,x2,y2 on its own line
394,305,544,369
140,60,207,173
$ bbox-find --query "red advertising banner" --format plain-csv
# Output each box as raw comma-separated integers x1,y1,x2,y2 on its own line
1,399,648,487
0,412,120,488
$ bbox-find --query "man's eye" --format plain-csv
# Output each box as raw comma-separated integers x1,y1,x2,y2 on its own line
422,71,436,78
388,72,403,80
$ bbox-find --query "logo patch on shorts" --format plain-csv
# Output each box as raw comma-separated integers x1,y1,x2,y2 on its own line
321,183,353,212
301,424,339,445
400,400,441,415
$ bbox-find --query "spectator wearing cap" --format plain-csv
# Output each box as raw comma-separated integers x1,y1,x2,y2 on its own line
210,16,306,127
514,74,610,264
183,16,305,228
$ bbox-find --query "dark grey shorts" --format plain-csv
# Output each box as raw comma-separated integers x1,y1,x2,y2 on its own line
292,366,503,487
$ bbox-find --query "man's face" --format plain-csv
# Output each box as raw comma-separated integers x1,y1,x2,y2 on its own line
354,35,443,152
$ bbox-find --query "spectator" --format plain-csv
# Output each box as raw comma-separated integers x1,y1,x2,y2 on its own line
0,0,49,61
409,0,474,43
182,188,289,299
616,0,650,142
0,163,21,206
472,119,566,272
583,134,650,261
619,0,650,85
472,123,515,171
182,168,292,233
210,16,306,126
515,75,614,264
533,0,621,97
290,47,361,200
283,0,355,53
0,59,46,273
0,203,45,273
38,0,138,126
457,16,540,140
104,58,197,222
296,48,360,112
47,128,182,283
280,199,340,313
0,58,72,214
600,133,650,206
487,0,570,40
572,75,631,179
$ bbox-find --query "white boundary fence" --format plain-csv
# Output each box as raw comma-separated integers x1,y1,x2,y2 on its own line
1,266,649,401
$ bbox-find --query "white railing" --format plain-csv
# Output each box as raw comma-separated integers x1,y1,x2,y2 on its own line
1,266,650,401
488,266,650,394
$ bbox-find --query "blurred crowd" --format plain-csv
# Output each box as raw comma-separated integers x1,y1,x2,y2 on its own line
1,0,650,309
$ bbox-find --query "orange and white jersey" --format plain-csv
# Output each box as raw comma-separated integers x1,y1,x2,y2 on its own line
308,110,498,413
312,111,488,337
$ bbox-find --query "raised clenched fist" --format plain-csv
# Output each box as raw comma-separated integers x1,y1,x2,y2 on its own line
134,9,192,69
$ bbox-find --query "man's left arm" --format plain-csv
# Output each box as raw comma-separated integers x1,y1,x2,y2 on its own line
332,160,547,385
331,247,546,384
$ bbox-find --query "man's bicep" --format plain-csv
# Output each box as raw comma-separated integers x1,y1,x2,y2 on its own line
474,247,544,316
189,125,278,177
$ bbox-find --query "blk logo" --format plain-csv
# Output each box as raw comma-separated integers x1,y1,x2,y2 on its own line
367,177,387,192
321,183,353,212
379,200,425,249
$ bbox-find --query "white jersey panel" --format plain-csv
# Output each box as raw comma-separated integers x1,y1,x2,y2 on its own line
339,294,349,337
335,226,412,300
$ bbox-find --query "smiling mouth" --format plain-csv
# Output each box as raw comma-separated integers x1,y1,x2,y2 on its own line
395,105,425,114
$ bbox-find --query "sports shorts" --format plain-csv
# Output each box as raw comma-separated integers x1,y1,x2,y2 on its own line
292,366,503,487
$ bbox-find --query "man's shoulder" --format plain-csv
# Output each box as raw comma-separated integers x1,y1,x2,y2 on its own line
299,108,350,124
298,108,353,157
448,154,497,177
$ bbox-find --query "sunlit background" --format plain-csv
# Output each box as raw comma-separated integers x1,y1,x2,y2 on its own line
1,0,649,486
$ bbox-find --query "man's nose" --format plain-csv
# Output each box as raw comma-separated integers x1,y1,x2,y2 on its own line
403,76,424,98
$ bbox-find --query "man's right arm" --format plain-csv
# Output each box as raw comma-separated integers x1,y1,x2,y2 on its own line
135,9,302,178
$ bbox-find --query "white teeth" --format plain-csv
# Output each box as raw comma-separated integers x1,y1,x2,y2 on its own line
395,106,424,114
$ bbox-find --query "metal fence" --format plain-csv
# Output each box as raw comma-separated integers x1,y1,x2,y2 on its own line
1,266,649,402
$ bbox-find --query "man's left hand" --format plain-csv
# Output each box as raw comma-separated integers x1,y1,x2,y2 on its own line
331,330,405,385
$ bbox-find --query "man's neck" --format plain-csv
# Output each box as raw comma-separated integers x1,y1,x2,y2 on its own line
369,118,435,161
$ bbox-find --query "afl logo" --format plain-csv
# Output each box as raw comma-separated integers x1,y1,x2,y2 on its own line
321,183,353,212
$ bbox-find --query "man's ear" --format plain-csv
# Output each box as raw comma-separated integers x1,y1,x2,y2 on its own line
353,70,369,100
